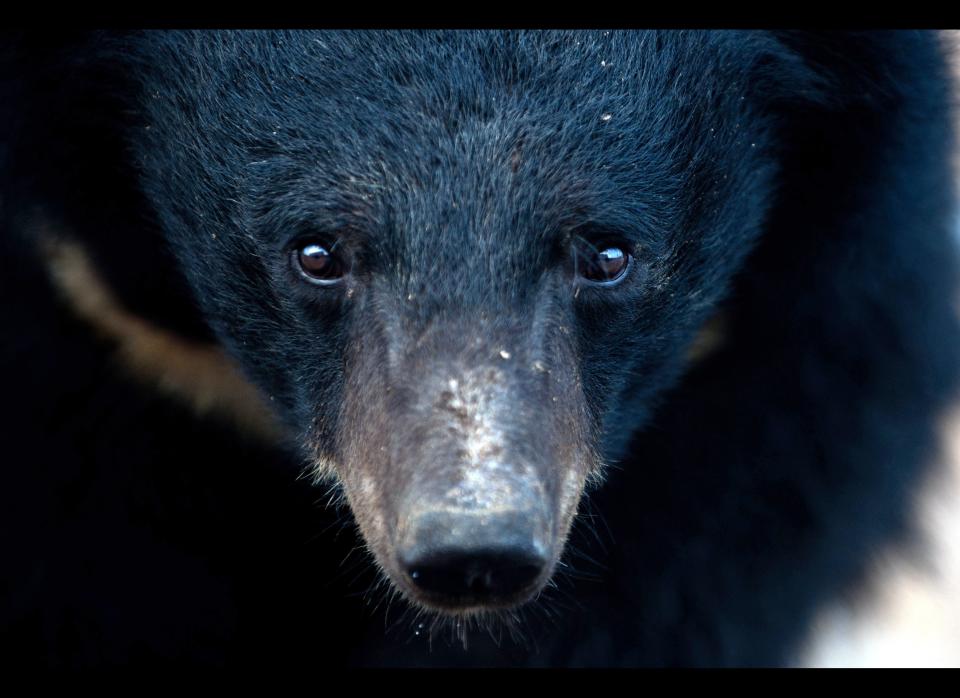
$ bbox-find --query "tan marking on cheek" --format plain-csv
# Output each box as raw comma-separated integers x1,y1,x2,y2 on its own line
687,311,727,365
558,463,585,517
341,470,389,550
37,224,281,442
555,453,595,549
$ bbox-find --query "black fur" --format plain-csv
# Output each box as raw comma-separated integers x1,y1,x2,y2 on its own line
1,30,958,667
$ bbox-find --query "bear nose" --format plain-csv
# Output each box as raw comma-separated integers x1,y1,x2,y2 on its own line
404,547,547,600
398,510,550,604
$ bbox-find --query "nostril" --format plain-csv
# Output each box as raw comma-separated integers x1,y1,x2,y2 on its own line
405,548,546,601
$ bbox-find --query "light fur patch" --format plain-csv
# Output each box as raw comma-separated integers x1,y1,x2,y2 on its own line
687,312,726,364
440,369,546,514
796,402,960,667
38,225,281,442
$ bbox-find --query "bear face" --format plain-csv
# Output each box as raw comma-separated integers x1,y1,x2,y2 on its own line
124,30,784,614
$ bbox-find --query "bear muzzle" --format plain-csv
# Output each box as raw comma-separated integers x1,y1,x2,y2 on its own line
394,475,555,609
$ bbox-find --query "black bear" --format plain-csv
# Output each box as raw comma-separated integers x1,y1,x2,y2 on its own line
1,30,958,667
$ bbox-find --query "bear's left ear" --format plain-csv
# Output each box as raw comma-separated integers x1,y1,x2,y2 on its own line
763,30,951,111
36,217,283,443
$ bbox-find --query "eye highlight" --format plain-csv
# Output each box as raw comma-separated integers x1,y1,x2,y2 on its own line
573,237,633,286
292,240,346,285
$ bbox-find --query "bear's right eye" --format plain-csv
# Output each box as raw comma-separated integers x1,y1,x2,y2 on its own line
293,241,346,286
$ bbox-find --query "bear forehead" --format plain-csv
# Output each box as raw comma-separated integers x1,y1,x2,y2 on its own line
137,30,761,143
135,32,764,243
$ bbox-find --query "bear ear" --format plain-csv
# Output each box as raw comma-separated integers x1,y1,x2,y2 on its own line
762,31,954,111
2,31,125,85
2,31,143,131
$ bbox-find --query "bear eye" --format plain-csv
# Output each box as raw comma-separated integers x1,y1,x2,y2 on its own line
575,239,632,286
293,241,346,285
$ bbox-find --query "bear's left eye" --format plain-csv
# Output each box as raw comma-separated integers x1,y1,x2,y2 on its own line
292,241,346,286
574,239,632,286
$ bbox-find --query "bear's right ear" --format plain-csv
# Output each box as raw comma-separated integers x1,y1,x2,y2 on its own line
2,31,145,122
2,31,123,87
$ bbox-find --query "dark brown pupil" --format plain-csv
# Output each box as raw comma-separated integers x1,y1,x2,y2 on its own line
299,243,336,278
591,247,627,280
